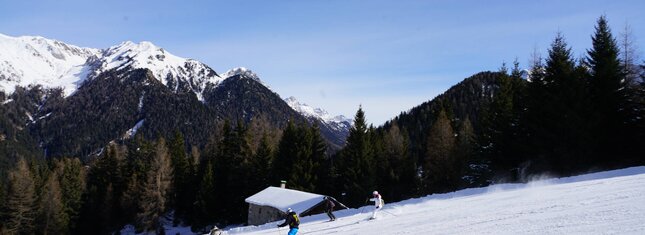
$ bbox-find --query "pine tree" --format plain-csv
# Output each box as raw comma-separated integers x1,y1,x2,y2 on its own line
372,127,391,200
587,15,639,166
524,33,590,174
251,133,273,192
479,63,529,179
381,123,417,201
310,124,335,195
309,125,329,193
337,106,375,207
121,172,141,223
289,124,316,192
169,131,192,221
634,64,645,164
273,121,298,185
546,33,577,86
424,108,456,193
525,48,550,168
0,177,6,234
4,157,37,234
100,183,116,232
56,158,85,232
273,122,317,192
136,138,174,233
456,117,480,187
78,143,125,234
37,172,67,235
192,161,217,231
213,120,253,223
551,33,591,172
479,67,515,169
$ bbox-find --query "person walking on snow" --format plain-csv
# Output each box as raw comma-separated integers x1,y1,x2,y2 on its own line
277,208,300,235
370,190,384,219
324,196,337,221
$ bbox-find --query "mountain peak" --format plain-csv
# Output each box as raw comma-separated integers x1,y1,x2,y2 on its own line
285,96,298,103
221,67,259,80
99,40,183,73
91,40,223,100
0,35,225,101
284,96,352,125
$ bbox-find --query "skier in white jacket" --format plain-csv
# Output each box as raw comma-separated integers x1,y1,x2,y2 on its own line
369,191,384,219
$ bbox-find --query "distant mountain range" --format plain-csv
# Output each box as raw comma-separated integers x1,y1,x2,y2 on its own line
0,33,351,157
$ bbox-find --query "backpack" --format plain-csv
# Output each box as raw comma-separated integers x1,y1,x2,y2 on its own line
290,213,300,227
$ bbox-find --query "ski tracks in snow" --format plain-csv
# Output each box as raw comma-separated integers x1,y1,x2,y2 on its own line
228,167,645,235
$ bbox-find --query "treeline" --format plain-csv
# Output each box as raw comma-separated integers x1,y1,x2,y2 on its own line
331,15,645,206
476,16,644,180
0,118,332,234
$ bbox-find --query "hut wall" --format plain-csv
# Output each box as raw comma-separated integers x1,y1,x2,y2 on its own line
247,204,284,226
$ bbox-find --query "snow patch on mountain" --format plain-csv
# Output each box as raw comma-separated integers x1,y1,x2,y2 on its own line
123,119,145,139
285,96,352,128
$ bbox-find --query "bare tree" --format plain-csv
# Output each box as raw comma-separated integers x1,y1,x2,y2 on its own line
38,172,66,235
137,138,174,233
620,22,642,84
4,158,37,234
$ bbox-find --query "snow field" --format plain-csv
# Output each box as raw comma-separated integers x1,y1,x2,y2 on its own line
227,166,645,235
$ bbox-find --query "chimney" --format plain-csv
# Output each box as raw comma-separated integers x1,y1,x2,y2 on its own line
280,180,287,189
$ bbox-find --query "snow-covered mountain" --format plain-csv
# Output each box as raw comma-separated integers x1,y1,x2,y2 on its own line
0,33,223,100
225,166,645,235
0,33,353,157
0,33,99,95
284,96,352,148
87,40,224,101
285,96,352,131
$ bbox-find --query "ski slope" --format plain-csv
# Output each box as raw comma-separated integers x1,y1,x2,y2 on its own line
226,166,645,235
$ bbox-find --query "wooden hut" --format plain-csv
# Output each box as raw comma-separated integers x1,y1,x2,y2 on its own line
245,186,347,225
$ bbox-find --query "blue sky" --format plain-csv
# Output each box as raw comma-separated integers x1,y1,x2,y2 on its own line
1,0,644,125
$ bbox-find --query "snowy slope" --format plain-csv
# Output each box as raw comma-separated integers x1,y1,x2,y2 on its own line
0,33,99,95
285,96,352,131
227,166,645,235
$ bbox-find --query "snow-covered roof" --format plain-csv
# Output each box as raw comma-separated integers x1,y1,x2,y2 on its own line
245,187,325,214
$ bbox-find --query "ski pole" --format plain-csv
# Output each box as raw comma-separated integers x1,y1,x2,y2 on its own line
359,198,369,213
382,210,398,217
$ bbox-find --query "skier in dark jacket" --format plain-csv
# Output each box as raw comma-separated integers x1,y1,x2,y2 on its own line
277,208,300,235
324,196,336,221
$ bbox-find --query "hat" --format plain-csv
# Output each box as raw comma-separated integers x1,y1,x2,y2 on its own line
373,191,378,195
287,208,293,213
